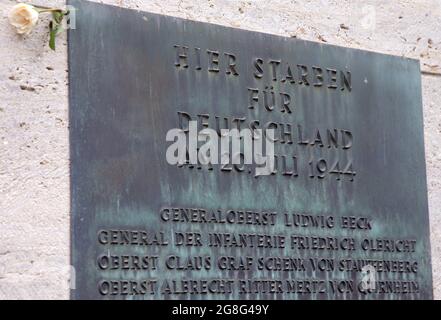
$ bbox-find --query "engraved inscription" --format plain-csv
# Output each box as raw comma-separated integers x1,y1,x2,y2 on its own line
70,2,432,300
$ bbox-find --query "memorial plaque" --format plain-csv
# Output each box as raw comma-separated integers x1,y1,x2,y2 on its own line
69,0,433,299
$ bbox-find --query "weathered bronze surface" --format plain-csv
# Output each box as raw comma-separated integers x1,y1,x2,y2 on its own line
68,0,433,299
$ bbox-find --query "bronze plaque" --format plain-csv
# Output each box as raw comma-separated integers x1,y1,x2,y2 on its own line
69,0,433,299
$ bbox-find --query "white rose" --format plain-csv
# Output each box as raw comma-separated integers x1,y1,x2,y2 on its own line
8,4,39,35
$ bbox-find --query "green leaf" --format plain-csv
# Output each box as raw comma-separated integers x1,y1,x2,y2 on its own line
49,21,57,50
48,12,66,51
56,26,65,35
52,11,63,24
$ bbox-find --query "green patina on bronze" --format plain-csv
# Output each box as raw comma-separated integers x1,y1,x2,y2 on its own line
68,0,433,299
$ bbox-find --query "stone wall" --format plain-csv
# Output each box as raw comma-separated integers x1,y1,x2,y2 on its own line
0,0,440,299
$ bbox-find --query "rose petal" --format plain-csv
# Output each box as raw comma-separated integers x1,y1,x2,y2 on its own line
8,4,39,35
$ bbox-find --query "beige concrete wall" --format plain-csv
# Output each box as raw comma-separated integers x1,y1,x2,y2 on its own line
0,0,440,299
